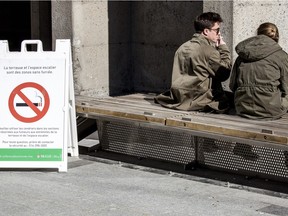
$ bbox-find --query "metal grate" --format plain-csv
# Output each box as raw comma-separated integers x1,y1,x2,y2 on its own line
97,120,288,181
99,121,195,164
197,137,288,179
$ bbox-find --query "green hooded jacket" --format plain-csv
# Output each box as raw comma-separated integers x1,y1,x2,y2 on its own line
155,33,231,112
229,35,288,120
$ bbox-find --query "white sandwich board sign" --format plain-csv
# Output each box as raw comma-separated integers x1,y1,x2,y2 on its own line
0,40,78,172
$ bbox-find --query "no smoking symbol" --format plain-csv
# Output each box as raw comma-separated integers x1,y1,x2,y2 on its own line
9,82,50,123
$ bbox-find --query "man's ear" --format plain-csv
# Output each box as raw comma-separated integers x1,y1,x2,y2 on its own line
203,28,209,36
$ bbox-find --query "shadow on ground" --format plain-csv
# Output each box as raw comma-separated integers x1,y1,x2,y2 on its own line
79,145,288,199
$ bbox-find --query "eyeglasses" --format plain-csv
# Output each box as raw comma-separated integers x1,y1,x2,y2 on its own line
209,28,220,34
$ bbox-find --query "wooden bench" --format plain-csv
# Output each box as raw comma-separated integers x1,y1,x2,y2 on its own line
75,93,288,182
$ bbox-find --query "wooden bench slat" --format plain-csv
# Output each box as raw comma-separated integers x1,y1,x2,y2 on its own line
77,95,288,131
167,118,288,145
75,94,288,145
90,94,288,128
76,95,190,116
76,100,184,117
178,112,288,133
166,116,288,145
79,96,190,115
76,105,166,124
76,97,185,124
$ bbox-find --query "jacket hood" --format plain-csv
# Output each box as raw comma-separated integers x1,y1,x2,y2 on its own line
235,35,282,61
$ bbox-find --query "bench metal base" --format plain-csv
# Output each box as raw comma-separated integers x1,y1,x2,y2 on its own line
97,119,288,183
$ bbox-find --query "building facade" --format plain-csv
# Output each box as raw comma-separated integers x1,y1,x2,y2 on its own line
1,1,288,97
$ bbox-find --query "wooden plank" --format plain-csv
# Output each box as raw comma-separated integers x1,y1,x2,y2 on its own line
193,111,288,129
98,94,288,129
76,96,185,124
75,93,288,145
177,113,288,134
76,100,181,118
166,118,288,145
76,94,288,132
76,105,165,124
76,95,190,116
76,95,190,115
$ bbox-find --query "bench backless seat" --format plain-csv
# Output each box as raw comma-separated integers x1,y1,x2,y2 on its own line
76,93,288,182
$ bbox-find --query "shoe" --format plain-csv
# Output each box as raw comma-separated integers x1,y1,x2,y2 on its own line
233,143,259,161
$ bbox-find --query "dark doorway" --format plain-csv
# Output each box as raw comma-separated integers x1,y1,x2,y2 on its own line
0,1,52,51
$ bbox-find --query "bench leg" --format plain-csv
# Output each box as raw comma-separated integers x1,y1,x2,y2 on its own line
184,161,198,170
184,136,199,170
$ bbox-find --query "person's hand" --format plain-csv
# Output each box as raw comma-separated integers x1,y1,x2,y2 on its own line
216,33,226,47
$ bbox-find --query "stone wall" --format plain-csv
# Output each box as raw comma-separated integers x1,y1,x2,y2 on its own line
232,0,288,56
56,1,288,96
131,1,202,93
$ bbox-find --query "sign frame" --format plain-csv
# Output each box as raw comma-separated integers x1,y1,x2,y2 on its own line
0,40,78,172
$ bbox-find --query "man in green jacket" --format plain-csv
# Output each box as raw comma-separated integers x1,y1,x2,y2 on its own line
155,12,232,113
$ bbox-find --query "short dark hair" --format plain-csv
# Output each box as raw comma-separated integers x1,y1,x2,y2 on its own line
194,12,223,33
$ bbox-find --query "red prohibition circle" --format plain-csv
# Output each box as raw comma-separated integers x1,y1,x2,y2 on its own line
8,82,50,123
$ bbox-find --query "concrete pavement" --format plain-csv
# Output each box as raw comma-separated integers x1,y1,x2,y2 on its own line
0,142,288,216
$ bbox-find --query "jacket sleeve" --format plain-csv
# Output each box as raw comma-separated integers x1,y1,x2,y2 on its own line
208,44,232,82
279,52,288,97
229,57,241,92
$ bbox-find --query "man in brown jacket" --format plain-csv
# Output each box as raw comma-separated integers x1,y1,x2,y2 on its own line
155,12,232,113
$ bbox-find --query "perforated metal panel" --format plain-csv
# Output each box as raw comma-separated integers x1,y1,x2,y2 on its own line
99,121,195,164
197,137,288,180
97,120,288,182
